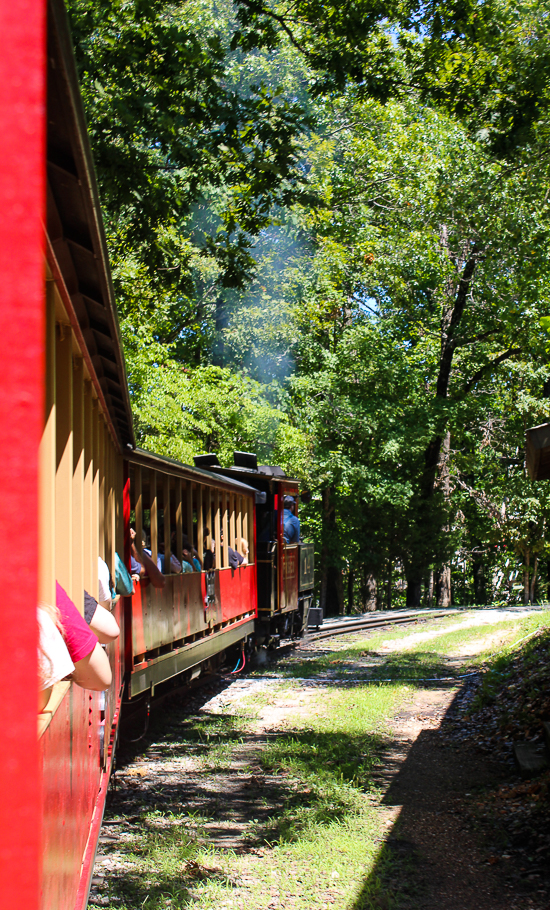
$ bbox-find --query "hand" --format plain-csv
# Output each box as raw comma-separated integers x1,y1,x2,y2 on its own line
130,527,136,541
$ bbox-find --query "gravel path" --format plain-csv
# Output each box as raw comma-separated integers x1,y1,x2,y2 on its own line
90,613,547,910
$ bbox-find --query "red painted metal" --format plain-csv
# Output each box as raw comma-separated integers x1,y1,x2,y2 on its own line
74,685,123,910
218,566,257,622
0,0,45,907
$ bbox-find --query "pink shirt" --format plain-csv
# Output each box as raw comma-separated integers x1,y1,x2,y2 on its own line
56,582,98,663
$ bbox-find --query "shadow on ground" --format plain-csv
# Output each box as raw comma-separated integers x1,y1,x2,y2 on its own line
349,686,525,910
97,651,527,910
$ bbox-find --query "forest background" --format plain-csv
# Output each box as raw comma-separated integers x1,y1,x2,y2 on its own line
68,0,550,613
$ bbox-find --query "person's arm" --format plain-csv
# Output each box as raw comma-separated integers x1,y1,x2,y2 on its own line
38,686,52,712
141,548,166,588
89,604,120,644
71,642,112,690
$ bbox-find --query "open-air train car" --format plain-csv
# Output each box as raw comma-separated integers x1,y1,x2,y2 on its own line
125,449,258,699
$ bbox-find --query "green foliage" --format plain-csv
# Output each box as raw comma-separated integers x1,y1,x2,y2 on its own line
71,0,550,610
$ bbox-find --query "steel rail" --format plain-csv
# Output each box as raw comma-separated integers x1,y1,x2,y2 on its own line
304,608,460,643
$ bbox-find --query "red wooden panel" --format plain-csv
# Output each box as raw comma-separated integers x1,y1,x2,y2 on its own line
40,687,102,910
0,0,45,907
218,565,258,622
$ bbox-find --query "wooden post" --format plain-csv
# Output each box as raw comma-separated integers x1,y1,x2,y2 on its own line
248,496,255,563
175,478,182,563
186,481,193,550
115,446,124,559
109,441,116,574
134,464,142,559
242,496,249,558
55,323,73,599
222,492,229,568
163,473,171,572
229,493,236,550
92,400,100,584
72,356,84,613
38,281,56,606
206,486,212,552
213,489,220,569
236,495,242,551
197,484,204,565
98,412,105,561
150,469,158,565
83,380,94,597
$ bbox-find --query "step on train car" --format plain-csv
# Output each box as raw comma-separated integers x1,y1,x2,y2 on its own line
0,2,314,909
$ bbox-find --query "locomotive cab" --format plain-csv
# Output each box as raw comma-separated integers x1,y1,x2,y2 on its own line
194,452,315,644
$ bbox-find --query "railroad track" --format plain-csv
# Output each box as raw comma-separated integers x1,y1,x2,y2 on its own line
305,607,459,642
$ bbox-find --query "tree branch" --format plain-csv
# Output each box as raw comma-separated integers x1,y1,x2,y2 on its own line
235,0,311,57
458,347,522,397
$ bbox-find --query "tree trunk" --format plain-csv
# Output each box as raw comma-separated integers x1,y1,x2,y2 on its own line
530,554,538,604
523,550,530,605
427,570,434,608
387,559,393,610
361,570,377,611
347,567,355,615
472,557,486,605
435,430,452,605
319,487,343,617
406,574,422,607
435,565,451,606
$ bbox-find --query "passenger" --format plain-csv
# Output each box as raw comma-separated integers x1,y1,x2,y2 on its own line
203,528,215,570
38,603,74,712
134,529,165,589
55,582,112,691
283,496,301,543
228,542,244,569
181,536,195,573
237,538,249,566
98,555,114,608
84,590,120,644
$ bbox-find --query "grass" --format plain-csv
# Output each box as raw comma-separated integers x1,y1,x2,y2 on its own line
92,608,548,910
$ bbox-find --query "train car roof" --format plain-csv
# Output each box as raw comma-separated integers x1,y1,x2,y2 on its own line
47,0,135,451
128,448,263,498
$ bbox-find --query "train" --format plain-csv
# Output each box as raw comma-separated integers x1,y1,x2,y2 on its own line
0,2,314,909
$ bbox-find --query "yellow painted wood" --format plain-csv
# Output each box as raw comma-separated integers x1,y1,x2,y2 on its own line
98,411,105,561
222,493,229,568
92,399,101,572
55,323,73,597
242,498,249,559
236,495,242,551
134,464,142,557
39,280,56,606
206,487,212,552
150,469,158,564
175,478,182,563
83,381,95,597
229,493,236,550
163,473,171,571
213,489,221,569
197,484,204,564
72,356,85,614
186,482,194,549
